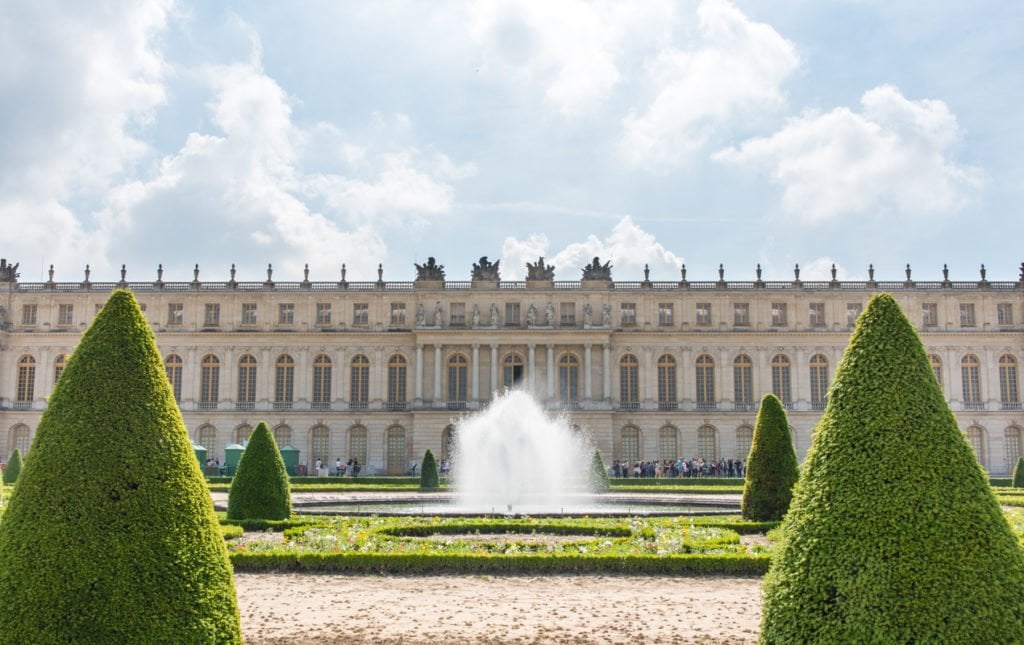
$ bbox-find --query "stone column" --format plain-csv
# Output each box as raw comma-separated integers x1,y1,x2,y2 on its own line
603,344,611,401
434,345,443,404
794,347,806,408
546,344,555,400
415,344,424,404
296,348,309,406
718,347,729,409
222,348,235,406
260,347,272,409
472,344,480,403
584,344,593,402
185,347,197,405
528,344,536,391
336,348,347,407
490,344,499,398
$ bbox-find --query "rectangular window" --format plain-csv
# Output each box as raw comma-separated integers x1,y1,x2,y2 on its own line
505,302,521,326
316,303,331,325
922,303,938,327
353,303,369,326
58,304,74,326
95,303,103,315
658,303,674,326
960,303,976,327
733,303,750,326
696,302,711,326
560,302,575,326
771,303,787,327
998,303,1013,326
204,303,220,326
620,302,637,326
449,302,466,327
167,303,183,325
241,303,257,325
809,302,825,327
390,302,406,325
21,304,37,325
847,302,862,327
278,303,295,325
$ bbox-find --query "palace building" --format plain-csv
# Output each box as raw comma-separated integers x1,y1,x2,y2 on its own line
1,256,1022,474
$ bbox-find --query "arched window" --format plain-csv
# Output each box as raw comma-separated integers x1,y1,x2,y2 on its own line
233,423,252,445
274,354,294,409
695,354,715,410
311,425,331,466
237,354,257,409
447,354,468,409
733,354,753,409
312,354,332,410
697,425,717,460
771,354,792,406
1005,426,1022,473
273,424,293,448
9,424,31,458
966,426,986,467
53,354,67,386
164,354,182,402
961,355,982,408
658,426,678,461
999,354,1019,409
657,354,677,411
736,426,754,460
809,354,829,410
386,425,407,475
196,424,217,456
350,354,370,410
620,426,640,463
387,354,407,410
16,355,35,405
930,354,943,388
559,354,579,407
442,425,457,462
199,355,219,410
502,353,524,390
619,354,639,409
348,425,367,467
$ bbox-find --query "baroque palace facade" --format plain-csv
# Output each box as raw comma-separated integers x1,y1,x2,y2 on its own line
0,256,1022,475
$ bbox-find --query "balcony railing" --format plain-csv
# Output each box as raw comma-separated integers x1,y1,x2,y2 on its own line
12,401,33,410
447,401,467,411
272,401,293,411
657,402,678,411
235,401,255,411
811,401,827,411
963,401,986,411
197,401,218,411
618,401,640,410
311,401,332,411
385,401,407,411
1001,401,1022,411
733,402,757,412
695,402,717,411
348,401,368,411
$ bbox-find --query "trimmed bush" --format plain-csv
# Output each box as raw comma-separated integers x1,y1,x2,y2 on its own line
761,293,1024,643
420,449,440,490
0,290,241,642
590,449,610,493
227,421,291,520
741,394,798,521
3,448,22,484
1014,457,1024,488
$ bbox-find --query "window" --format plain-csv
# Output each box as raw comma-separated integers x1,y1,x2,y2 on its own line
922,303,938,327
962,354,982,408
658,303,674,326
196,425,217,456
771,354,792,406
442,425,457,461
447,354,468,409
809,354,829,410
657,355,677,411
21,304,37,325
695,354,715,409
278,303,295,325
809,303,825,327
353,303,369,326
930,354,943,387
58,304,74,326
959,303,976,327
311,425,331,466
696,303,711,326
16,355,35,404
620,426,640,463
697,425,717,460
999,355,1019,409
386,426,407,475
199,355,219,409
502,353,524,388
349,426,367,467
658,426,678,461
846,303,862,327
95,303,103,316
167,303,183,325
736,426,754,460
53,354,66,384
10,424,31,457
771,303,787,326
350,355,369,410
505,302,521,326
733,354,753,409
312,355,332,410
449,303,466,327
560,302,576,326
387,355,407,410
998,303,1014,326
234,424,252,445
733,303,750,326
237,354,257,409
316,303,331,325
273,355,294,409
1006,427,1023,473
201,303,219,327
165,354,183,402
619,354,639,409
241,303,257,325
559,354,580,407
620,303,637,326
966,426,985,466
390,302,406,325
273,425,292,448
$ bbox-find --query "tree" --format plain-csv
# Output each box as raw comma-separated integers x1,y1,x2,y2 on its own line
420,449,440,490
741,394,798,521
3,448,23,485
761,293,1024,643
589,449,610,493
227,421,291,520
0,290,241,642
1013,457,1024,488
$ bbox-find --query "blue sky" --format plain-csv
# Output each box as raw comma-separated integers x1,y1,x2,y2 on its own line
2,0,1021,283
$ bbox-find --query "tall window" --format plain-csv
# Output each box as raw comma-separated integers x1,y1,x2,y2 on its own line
311,425,331,466
658,303,674,326
447,354,468,409
449,303,466,327
697,425,717,460
696,303,712,325
167,303,183,325
657,354,677,410
390,302,406,325
165,354,183,402
241,303,257,325
620,426,640,463
505,303,521,326
961,354,982,409
733,354,753,409
959,303,976,327
350,355,369,410
809,354,829,410
386,426,407,475
998,303,1014,326
620,303,637,326
353,303,369,326
21,304,37,325
10,425,31,457
315,303,331,325
204,303,220,326
846,303,862,327
966,426,985,466
196,425,217,455
930,354,943,387
695,354,715,409
16,355,35,404
234,424,252,445
809,303,825,327
736,426,754,460
560,302,576,326
58,304,74,326
349,426,367,466
619,354,639,409
999,354,1019,409
53,354,66,385
312,354,332,410
1006,427,1023,473
558,354,580,407
733,303,750,326
237,354,257,409
273,425,293,448
387,354,407,410
273,355,294,409
771,354,792,406
771,303,787,326
199,355,220,409
922,303,938,327
502,353,524,389
278,303,295,325
658,426,678,461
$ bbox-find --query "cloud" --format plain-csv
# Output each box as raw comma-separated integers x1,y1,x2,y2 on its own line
714,85,984,221
501,216,683,280
799,257,847,281
620,0,800,170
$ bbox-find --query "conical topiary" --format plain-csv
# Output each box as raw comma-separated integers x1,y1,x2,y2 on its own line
227,421,291,520
1013,457,1024,488
0,290,241,642
420,449,440,490
741,394,798,521
590,449,610,493
3,448,23,485
761,293,1024,643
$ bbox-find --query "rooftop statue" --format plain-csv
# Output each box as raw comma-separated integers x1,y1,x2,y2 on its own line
415,257,445,281
581,256,612,281
472,256,501,281
526,256,555,280
0,259,20,282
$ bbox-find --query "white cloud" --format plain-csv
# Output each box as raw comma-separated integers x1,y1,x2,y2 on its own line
799,257,847,281
620,0,800,170
714,85,984,221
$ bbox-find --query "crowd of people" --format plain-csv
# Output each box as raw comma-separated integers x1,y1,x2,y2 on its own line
610,457,744,478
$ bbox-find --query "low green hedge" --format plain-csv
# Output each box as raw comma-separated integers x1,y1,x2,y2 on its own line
220,525,244,540
375,521,633,539
220,518,311,531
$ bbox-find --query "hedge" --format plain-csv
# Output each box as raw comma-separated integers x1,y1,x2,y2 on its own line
2,449,22,485
742,394,798,522
419,449,440,490
227,421,291,520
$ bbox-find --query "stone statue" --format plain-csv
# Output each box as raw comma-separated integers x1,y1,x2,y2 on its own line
0,259,20,282
545,303,555,326
526,304,538,326
601,303,612,326
416,304,426,326
471,256,500,281
471,304,480,327
490,302,500,325
415,257,446,281
433,301,443,326
583,303,593,326
581,256,612,281
526,256,555,280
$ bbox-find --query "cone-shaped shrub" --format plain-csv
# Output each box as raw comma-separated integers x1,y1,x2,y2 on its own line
3,448,22,484
0,290,241,642
761,293,1024,643
227,421,291,520
1013,457,1024,488
742,394,798,521
590,449,610,493
420,449,440,490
